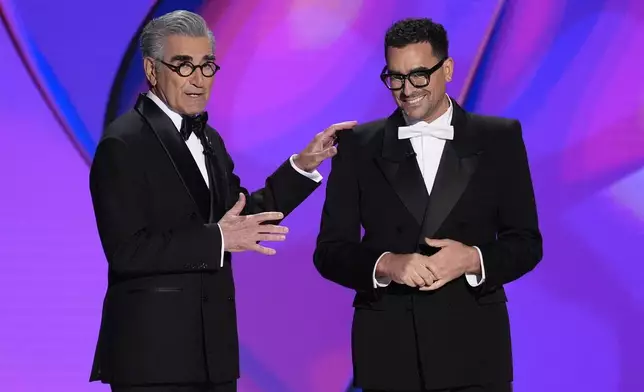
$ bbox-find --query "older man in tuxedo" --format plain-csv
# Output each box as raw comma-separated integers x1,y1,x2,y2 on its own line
89,10,355,392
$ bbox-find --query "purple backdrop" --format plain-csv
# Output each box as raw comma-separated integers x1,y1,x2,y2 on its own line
0,0,642,391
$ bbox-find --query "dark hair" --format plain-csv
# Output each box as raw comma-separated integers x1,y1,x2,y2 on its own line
384,18,449,59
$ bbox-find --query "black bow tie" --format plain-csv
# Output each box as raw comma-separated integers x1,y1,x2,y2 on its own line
180,112,209,141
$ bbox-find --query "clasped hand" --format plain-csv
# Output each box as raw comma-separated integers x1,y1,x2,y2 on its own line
377,238,480,291
218,193,288,256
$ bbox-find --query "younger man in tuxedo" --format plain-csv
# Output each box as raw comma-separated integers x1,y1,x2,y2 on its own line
314,17,542,392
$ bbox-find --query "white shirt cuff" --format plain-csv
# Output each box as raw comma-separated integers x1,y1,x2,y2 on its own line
289,154,323,183
465,246,486,287
217,223,225,268
373,252,392,288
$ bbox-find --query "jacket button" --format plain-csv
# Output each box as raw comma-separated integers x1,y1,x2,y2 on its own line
202,295,209,302
190,213,198,220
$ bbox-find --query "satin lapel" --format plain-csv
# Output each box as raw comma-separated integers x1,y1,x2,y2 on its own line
134,94,211,221
421,100,481,238
204,127,229,219
375,109,429,226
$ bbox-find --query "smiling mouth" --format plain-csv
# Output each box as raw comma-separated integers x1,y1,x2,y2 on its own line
186,93,203,98
403,95,425,105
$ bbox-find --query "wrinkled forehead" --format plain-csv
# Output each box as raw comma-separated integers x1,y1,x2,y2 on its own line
385,42,438,73
163,35,215,62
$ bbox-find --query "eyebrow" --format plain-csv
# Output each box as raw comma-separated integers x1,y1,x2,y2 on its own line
169,55,193,62
169,54,216,62
408,66,432,73
387,66,432,75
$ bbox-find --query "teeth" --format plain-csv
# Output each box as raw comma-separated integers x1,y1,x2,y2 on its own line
406,96,424,104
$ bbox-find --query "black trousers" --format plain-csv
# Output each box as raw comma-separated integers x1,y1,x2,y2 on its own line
111,381,236,392
363,382,512,392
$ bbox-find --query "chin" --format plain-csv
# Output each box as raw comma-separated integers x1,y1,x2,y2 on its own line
403,106,430,121
181,104,206,116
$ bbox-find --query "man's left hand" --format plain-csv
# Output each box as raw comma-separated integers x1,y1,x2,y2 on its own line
293,121,358,172
419,238,480,291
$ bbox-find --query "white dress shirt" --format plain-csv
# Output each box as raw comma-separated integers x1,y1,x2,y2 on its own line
372,95,486,288
146,92,323,267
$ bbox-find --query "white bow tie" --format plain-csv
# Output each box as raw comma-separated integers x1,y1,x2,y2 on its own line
398,122,454,140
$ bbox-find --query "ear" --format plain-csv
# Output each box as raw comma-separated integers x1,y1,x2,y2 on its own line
443,57,454,82
143,57,158,87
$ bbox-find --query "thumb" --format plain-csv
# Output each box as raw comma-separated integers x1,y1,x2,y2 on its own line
226,193,246,216
425,238,450,247
325,145,338,157
315,146,338,160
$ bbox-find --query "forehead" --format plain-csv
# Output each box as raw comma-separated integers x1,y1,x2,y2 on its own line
386,42,437,72
164,35,213,58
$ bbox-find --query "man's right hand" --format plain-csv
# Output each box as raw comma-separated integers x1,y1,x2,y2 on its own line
375,253,436,288
218,193,289,256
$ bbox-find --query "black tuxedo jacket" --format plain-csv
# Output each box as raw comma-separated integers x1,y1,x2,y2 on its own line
314,100,542,391
89,95,319,386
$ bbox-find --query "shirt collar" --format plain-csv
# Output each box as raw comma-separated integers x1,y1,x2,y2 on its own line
146,91,183,132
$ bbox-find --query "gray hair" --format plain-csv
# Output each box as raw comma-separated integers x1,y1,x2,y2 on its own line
140,10,215,60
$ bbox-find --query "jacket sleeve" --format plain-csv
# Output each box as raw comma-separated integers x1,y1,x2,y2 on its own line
214,131,321,218
476,120,543,288
313,131,385,292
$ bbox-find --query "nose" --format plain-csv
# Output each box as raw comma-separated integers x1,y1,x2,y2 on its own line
402,79,415,97
190,69,204,87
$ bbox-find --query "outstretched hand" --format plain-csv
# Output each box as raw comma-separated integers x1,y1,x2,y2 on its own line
218,193,289,256
293,120,358,172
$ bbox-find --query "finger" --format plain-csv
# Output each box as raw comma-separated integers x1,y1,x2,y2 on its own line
410,271,426,287
225,193,246,216
421,259,441,279
257,234,287,242
258,225,289,234
320,135,339,149
424,238,451,248
310,146,338,161
415,266,436,286
321,121,358,139
403,276,418,287
251,243,277,256
325,146,338,157
419,279,445,291
250,211,285,223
